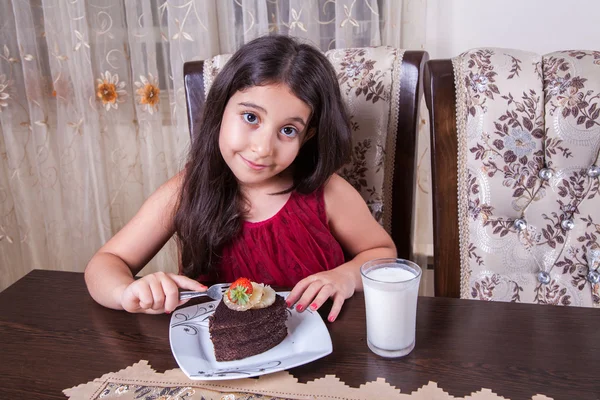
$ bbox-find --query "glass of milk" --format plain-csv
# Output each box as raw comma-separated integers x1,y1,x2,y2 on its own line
360,258,422,358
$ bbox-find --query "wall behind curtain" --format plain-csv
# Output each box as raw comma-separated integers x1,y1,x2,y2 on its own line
0,0,431,291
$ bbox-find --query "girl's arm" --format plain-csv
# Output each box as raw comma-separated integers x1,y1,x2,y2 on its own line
84,171,204,312
286,174,396,321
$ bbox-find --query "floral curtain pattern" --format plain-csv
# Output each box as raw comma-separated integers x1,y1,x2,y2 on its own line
0,0,430,292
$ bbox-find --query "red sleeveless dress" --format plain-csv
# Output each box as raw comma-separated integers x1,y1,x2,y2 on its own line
213,187,345,287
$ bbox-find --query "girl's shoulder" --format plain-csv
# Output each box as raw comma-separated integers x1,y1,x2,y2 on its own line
139,170,185,224
323,173,368,221
155,170,185,206
323,173,360,201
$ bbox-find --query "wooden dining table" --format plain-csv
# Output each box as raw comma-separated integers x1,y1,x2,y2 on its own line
0,269,598,400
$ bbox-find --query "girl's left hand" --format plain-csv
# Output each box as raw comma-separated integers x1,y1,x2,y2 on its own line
286,268,356,323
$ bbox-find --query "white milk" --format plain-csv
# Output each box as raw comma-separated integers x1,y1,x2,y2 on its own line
362,265,420,356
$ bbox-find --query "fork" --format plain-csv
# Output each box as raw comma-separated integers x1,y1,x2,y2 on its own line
179,283,231,301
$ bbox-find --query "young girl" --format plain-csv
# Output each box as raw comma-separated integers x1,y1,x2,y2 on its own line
84,35,396,323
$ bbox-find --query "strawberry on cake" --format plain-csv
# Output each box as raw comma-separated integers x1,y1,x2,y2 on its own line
208,278,288,361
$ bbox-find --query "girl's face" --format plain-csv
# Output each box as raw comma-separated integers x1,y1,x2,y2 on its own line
219,84,313,189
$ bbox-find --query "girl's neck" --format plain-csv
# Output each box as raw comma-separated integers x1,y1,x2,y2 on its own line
239,173,293,197
239,174,294,223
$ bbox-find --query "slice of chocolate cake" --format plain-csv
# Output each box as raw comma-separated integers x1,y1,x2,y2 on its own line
208,279,288,361
209,294,287,361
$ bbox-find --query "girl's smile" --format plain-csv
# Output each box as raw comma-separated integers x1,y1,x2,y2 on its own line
239,155,269,171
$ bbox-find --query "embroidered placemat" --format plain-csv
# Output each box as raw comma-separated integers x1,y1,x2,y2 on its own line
63,360,553,400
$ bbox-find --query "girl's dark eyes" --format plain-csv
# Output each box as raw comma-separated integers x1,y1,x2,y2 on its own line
280,126,298,138
242,112,259,124
242,112,298,138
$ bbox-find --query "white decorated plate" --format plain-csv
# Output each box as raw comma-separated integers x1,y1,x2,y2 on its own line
169,292,332,380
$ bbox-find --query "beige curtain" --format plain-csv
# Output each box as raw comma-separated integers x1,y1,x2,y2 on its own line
0,0,431,292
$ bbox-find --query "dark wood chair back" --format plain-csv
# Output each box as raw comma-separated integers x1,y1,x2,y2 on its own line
423,59,461,297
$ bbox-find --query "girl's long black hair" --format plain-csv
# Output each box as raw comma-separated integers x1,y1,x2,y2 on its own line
174,35,352,278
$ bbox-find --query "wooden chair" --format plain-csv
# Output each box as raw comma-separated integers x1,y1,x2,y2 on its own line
184,49,428,261
425,49,600,307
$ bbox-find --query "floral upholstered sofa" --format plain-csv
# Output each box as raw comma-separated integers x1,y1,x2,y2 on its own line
452,49,600,307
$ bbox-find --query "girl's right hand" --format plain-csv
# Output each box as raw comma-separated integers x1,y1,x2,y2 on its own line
120,272,206,314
